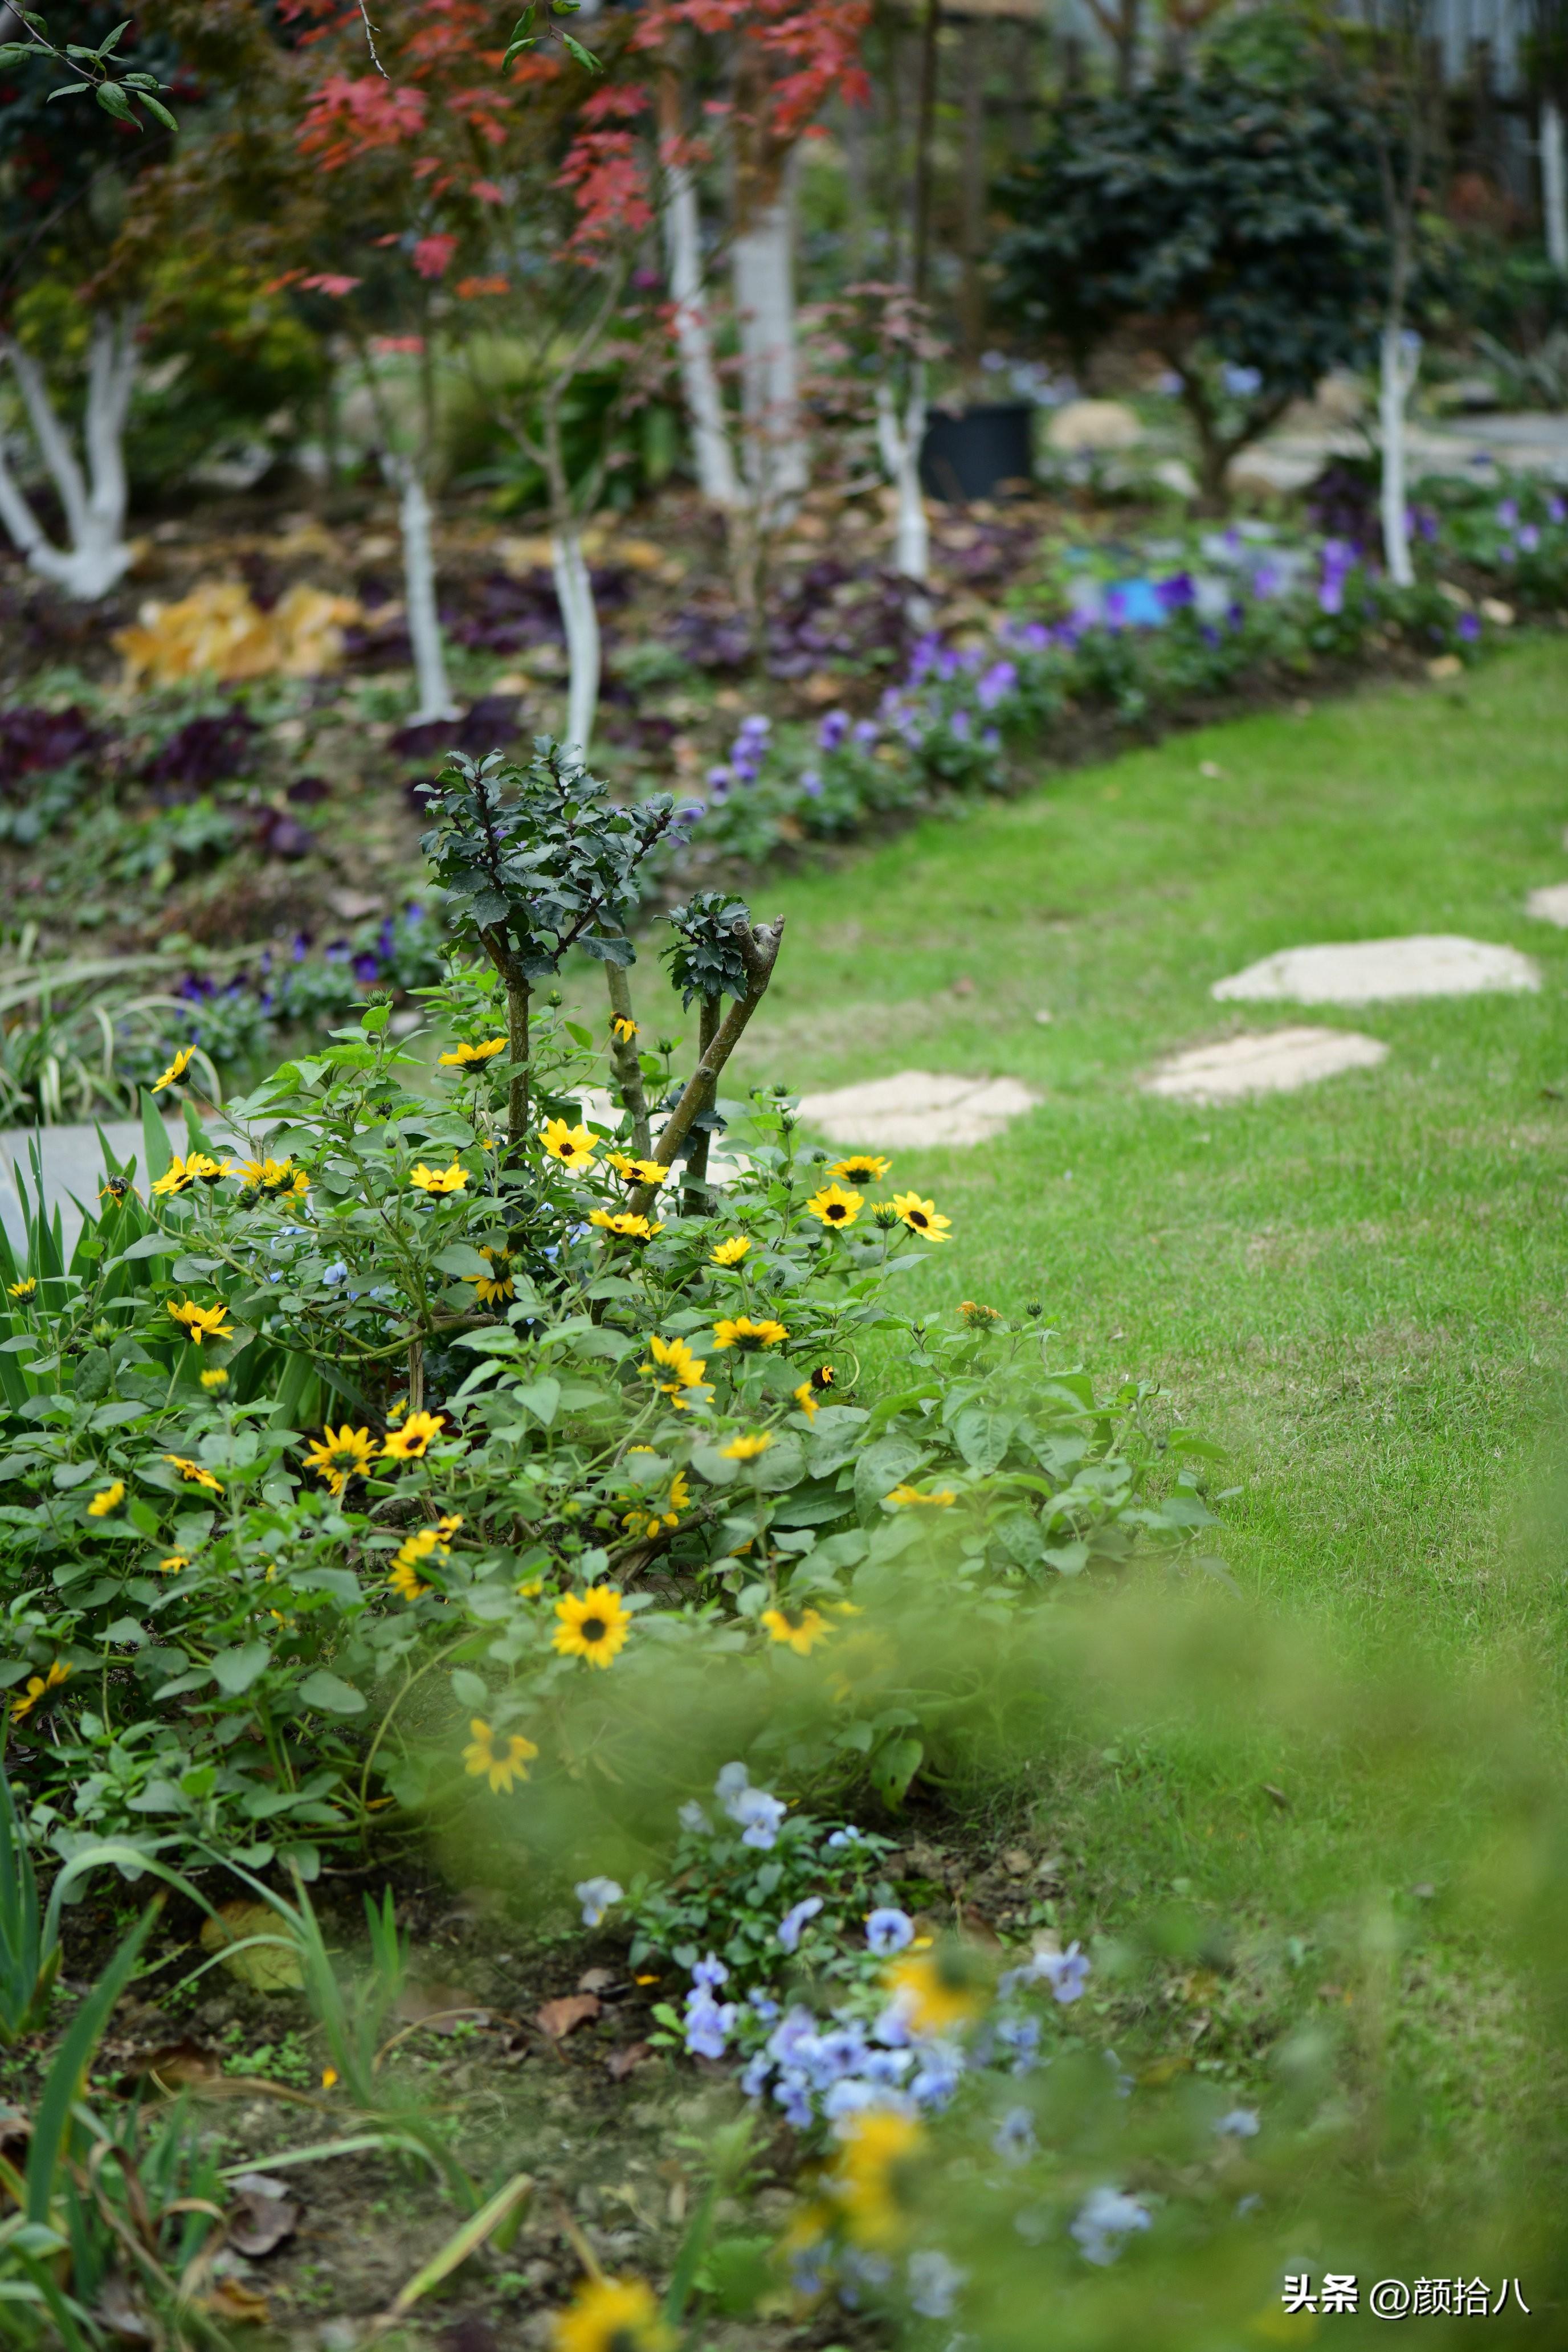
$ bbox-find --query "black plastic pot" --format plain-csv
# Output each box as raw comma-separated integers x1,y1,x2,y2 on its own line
918,401,1036,503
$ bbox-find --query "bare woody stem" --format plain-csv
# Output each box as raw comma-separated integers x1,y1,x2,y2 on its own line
629,918,785,1216
480,922,530,1149
680,993,721,1217
605,962,652,1157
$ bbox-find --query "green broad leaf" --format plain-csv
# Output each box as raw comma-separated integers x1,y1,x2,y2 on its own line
507,1376,560,1427
853,1434,923,1520
454,1328,524,1355
1042,1541,1089,1577
152,1670,212,1700
137,91,176,129
559,31,602,71
90,1402,151,1429
290,1568,364,1606
210,1642,272,1694
869,1734,923,1808
296,1669,366,1714
116,1235,182,1262
432,1243,493,1280
953,1406,1015,1477
51,1461,101,1489
451,1668,489,1708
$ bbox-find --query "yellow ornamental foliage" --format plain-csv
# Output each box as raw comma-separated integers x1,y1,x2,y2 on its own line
114,580,362,687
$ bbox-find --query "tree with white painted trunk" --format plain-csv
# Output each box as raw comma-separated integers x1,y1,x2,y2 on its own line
0,314,138,600
1362,0,1433,591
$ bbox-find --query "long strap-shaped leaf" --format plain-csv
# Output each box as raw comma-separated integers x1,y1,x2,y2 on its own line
373,2171,534,2331
26,1909,153,2224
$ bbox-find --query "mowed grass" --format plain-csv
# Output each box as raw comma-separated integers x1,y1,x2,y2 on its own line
709,637,1568,1663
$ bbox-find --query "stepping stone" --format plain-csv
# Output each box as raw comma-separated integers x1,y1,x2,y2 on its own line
1212,935,1539,1006
1526,883,1568,926
796,1069,1039,1150
1144,1027,1388,1105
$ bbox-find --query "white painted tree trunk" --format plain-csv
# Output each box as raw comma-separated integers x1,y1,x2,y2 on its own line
1545,100,1568,272
1379,323,1418,591
552,521,601,757
732,181,807,514
385,459,458,724
875,371,929,582
662,153,742,509
0,313,137,600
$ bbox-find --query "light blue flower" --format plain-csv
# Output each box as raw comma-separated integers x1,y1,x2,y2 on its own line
907,2248,966,2320
778,1896,824,1953
678,1800,712,1835
573,1875,622,1928
865,1907,914,1956
1215,2107,1260,2138
991,2105,1036,2166
1070,2186,1150,2266
691,1952,729,1991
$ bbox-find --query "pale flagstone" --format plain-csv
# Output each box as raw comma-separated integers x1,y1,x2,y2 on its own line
1526,883,1568,927
1212,936,1540,1006
1143,1027,1388,1105
0,1115,232,1257
796,1069,1040,1150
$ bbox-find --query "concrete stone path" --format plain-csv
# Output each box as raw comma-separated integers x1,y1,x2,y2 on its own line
796,1070,1040,1150
1144,1026,1388,1105
1213,936,1540,1006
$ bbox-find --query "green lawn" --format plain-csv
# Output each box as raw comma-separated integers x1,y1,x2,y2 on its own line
718,638,1568,1660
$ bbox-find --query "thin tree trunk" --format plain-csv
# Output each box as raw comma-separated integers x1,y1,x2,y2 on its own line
732,172,807,513
605,962,652,1157
680,993,721,1216
629,917,785,1212
504,968,531,1147
876,374,930,580
1379,320,1416,588
389,460,459,722
0,313,136,600
1545,99,1568,271
549,518,600,757
959,27,987,371
659,73,742,508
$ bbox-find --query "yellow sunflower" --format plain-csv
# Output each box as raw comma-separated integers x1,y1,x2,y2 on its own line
184,1153,234,1186
303,1423,378,1496
541,1118,597,1170
709,1236,751,1267
804,1181,862,1230
438,1037,507,1067
552,2276,673,2352
152,1045,195,1093
720,1432,772,1461
711,1316,789,1352
381,1410,446,1461
151,1157,194,1198
409,1160,468,1195
553,1586,632,1668
467,1244,516,1306
87,1480,125,1518
825,2108,926,2247
589,1211,662,1243
9,1659,70,1723
829,1153,890,1185
890,1190,952,1243
7,1278,35,1300
388,1558,431,1602
166,1298,233,1347
792,1382,819,1420
887,1484,957,1508
462,1717,540,1794
200,1367,229,1391
162,1454,221,1492
242,1156,309,1198
884,1941,988,2037
158,1553,190,1576
642,1333,707,1406
760,1604,834,1655
610,1015,639,1044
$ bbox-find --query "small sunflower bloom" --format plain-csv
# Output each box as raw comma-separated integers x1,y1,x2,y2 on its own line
7,1277,35,1300
381,1410,446,1461
242,1156,308,1198
462,1717,540,1794
887,1484,957,1508
388,1558,432,1602
959,1299,1002,1326
826,2108,927,2248
87,1480,125,1517
158,1553,190,1575
321,2067,339,2090
200,1367,229,1391
152,1157,194,1198
891,1190,952,1243
552,2276,673,2352
605,1150,638,1179
884,1943,987,2038
10,1660,70,1722
712,1315,789,1352
185,1153,234,1186
167,1298,234,1347
553,1586,632,1667
589,1210,662,1243
642,1333,707,1405
709,1235,750,1267
830,1153,890,1185
805,1181,862,1230
303,1423,378,1496
409,1160,468,1195
761,1604,834,1655
792,1381,819,1420
163,1454,222,1492
720,1431,772,1461
467,1244,516,1306
811,1363,836,1392
541,1118,597,1171
152,1045,195,1093
438,1036,507,1067
610,1015,639,1043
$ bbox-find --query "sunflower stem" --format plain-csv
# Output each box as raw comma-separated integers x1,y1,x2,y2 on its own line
604,960,651,1156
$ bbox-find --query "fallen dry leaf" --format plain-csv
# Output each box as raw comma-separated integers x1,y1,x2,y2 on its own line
117,2040,223,2096
534,1994,601,2041
226,2174,299,2259
199,1903,303,1993
394,1982,491,2034
93,2270,154,2343
605,2042,652,2081
113,580,360,687
199,2278,271,2326
576,1967,616,1996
